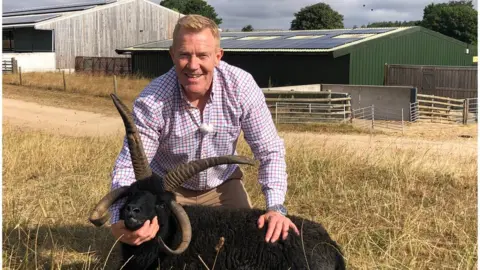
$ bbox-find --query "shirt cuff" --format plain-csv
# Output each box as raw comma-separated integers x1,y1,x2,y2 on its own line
264,188,286,209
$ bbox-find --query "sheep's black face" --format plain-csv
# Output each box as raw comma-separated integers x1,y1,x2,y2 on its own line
122,189,157,231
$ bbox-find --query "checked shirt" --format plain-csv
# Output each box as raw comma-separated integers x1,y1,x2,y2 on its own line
109,61,287,224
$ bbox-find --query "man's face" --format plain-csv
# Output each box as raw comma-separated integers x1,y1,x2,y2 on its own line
169,27,223,100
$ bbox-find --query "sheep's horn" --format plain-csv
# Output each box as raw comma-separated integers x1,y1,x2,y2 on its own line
163,155,256,192
110,93,152,181
88,186,130,227
157,201,192,255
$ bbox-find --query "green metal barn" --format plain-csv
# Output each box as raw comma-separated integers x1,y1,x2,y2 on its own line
116,26,477,88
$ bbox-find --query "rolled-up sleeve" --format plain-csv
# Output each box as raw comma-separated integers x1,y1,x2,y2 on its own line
239,74,288,209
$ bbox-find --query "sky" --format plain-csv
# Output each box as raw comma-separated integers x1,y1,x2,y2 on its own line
2,0,478,30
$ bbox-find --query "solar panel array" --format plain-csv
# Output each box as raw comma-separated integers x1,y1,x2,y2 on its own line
3,14,61,25
3,0,115,17
133,28,401,50
3,5,97,17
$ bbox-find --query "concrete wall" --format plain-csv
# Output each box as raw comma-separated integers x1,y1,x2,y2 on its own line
262,84,417,121
3,52,56,72
322,84,416,121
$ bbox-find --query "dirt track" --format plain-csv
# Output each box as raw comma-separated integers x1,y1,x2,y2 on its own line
2,97,477,158
3,98,124,137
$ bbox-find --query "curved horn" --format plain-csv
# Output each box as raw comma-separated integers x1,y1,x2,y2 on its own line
88,186,130,227
163,155,256,192
157,201,192,255
110,93,152,181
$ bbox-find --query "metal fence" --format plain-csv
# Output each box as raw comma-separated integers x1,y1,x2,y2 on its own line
269,102,351,124
410,102,419,122
465,98,478,124
351,105,406,133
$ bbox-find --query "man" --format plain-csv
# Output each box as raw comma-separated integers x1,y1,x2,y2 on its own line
109,14,299,247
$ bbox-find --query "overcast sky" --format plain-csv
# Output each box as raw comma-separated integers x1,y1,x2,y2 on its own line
3,0,478,30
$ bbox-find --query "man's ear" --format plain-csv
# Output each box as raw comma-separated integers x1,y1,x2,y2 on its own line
215,47,224,66
169,46,175,62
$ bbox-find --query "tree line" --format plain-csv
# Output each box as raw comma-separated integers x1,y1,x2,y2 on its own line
159,0,477,44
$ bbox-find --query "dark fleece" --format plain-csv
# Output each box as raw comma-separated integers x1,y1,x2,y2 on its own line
119,199,345,270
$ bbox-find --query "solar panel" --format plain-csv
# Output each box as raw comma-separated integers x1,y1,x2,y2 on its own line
3,14,61,25
3,5,96,17
131,27,404,51
3,0,115,16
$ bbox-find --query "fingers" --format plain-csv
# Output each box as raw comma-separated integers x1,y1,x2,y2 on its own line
257,215,266,229
111,218,160,246
282,219,290,240
290,221,300,235
270,219,284,243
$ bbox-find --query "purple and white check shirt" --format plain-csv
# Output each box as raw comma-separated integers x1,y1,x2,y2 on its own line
108,60,287,224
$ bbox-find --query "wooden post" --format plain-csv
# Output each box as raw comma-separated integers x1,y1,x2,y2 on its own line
19,67,22,85
62,70,67,91
113,75,118,95
11,58,17,74
463,98,470,124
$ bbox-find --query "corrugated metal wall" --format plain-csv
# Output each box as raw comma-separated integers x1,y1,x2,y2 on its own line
349,28,477,85
222,53,349,88
36,0,182,69
132,52,350,88
132,52,173,78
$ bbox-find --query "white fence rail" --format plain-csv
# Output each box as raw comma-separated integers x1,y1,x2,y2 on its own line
269,102,351,124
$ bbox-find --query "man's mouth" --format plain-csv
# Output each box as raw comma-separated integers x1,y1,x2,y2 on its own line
185,73,202,78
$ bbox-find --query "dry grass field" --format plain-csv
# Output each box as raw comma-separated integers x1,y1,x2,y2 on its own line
2,72,478,269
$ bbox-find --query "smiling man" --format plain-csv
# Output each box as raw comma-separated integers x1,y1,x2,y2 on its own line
109,14,299,247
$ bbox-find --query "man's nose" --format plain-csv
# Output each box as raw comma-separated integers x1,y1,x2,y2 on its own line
187,56,200,70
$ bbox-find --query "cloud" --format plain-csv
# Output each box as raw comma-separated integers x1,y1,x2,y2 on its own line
3,0,478,29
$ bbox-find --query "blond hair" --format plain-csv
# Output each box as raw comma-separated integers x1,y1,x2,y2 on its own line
172,14,221,48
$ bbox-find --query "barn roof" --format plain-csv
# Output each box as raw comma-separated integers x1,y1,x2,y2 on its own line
2,0,118,28
116,27,414,57
116,26,472,58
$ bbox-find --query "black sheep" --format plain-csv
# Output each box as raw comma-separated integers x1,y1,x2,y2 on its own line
88,94,346,270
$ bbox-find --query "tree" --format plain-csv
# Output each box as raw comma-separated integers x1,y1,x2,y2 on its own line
420,0,477,44
290,3,344,30
160,0,223,25
242,25,254,32
367,20,421,28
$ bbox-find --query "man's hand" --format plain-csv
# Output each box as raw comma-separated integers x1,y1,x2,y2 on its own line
111,217,160,246
258,211,300,243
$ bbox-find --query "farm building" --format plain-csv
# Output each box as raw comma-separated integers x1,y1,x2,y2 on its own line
2,0,182,72
115,26,477,87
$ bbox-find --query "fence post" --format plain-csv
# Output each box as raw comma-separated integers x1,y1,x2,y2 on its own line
463,98,470,124
19,67,22,85
11,57,17,74
113,75,118,95
62,70,67,91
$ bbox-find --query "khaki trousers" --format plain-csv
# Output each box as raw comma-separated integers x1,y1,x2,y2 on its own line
173,167,253,209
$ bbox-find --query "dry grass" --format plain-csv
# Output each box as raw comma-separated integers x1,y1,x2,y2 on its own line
3,71,150,106
2,72,478,269
3,120,477,269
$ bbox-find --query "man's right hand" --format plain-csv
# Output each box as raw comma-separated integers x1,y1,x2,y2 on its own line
111,216,160,246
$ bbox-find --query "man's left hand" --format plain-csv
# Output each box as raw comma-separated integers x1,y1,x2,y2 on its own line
258,211,300,243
